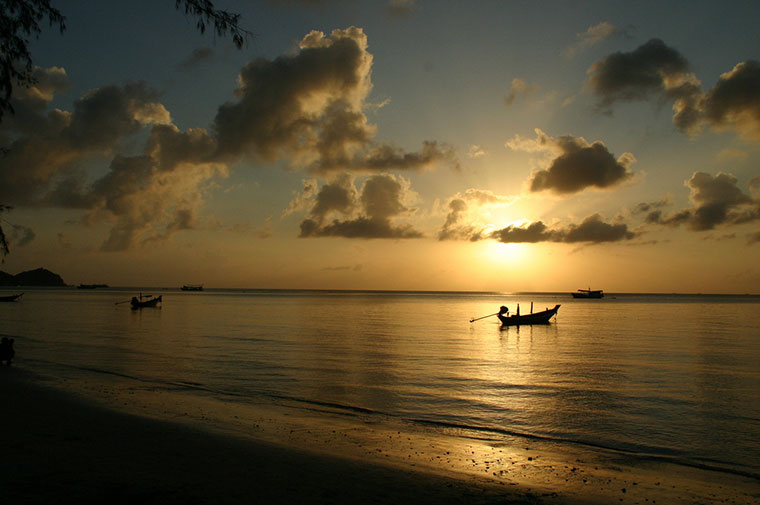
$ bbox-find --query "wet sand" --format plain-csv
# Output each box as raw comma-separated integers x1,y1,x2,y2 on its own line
2,366,758,505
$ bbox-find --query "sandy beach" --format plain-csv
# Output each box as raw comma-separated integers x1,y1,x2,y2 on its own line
0,366,563,505
2,364,758,505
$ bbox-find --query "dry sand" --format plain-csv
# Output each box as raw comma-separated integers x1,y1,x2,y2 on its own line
2,366,758,505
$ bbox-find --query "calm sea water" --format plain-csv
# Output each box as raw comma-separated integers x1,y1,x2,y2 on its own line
2,288,759,478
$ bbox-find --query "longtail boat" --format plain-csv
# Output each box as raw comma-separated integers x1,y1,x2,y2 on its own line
571,288,603,299
0,293,23,302
497,304,560,326
130,295,162,309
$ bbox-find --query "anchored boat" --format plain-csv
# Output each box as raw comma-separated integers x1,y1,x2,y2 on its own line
572,288,603,299
497,304,560,326
130,295,162,309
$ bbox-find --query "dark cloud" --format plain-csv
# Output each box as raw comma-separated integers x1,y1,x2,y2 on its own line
701,60,760,141
647,172,758,231
179,47,214,70
588,38,694,108
508,130,635,194
589,41,760,141
492,221,556,243
65,82,171,150
212,27,456,172
296,173,423,239
491,215,636,244
300,216,422,238
563,214,636,242
308,173,357,220
0,66,71,137
311,140,458,174
632,197,670,215
0,77,172,206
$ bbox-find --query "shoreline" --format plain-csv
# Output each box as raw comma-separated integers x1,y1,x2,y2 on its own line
3,367,758,504
0,367,568,505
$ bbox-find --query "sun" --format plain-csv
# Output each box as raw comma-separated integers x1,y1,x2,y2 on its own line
479,240,529,265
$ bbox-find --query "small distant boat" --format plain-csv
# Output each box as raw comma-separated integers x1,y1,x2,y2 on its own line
130,295,162,309
78,283,108,289
0,293,23,302
180,284,203,291
572,288,604,299
497,304,560,326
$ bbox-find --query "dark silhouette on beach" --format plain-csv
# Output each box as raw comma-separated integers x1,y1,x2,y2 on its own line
0,337,15,365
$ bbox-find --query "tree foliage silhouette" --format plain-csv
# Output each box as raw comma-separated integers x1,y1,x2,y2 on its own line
0,206,11,261
0,0,251,258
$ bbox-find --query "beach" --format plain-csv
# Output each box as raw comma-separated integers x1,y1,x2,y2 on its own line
3,365,758,505
1,367,552,505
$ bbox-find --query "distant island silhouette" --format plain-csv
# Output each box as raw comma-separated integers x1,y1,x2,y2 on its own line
0,268,66,287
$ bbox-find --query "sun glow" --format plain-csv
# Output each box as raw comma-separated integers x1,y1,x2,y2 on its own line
480,240,529,265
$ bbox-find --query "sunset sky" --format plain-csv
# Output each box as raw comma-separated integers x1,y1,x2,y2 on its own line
1,0,759,293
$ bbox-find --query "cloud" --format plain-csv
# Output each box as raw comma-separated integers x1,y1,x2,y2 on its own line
212,27,455,173
0,72,226,252
701,60,760,142
296,173,423,239
750,176,760,198
491,214,636,244
632,196,670,215
504,78,540,106
1,76,173,207
588,39,697,109
589,41,760,142
716,148,749,163
9,224,35,247
1,28,457,249
257,216,273,239
507,129,635,194
57,232,72,249
468,145,486,158
283,179,319,217
0,66,71,137
179,47,214,70
386,0,418,17
438,189,516,241
563,21,628,58
647,172,759,231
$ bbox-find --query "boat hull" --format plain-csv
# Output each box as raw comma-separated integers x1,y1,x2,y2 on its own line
131,295,162,309
498,304,560,326
0,293,23,302
572,290,603,298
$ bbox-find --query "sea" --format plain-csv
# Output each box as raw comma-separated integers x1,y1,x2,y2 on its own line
2,287,759,481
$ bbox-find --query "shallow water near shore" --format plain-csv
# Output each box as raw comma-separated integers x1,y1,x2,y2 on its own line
2,288,759,488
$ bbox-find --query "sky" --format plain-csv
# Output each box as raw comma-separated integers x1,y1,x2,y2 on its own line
1,0,759,293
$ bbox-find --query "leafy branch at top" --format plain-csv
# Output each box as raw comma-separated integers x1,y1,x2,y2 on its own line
0,1,252,123
176,0,252,49
0,0,66,122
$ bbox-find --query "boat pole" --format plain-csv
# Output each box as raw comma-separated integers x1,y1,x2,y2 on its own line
469,312,500,323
